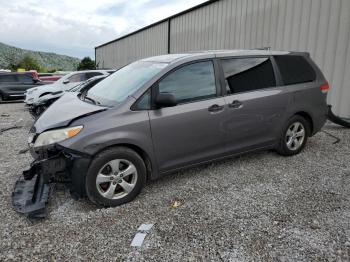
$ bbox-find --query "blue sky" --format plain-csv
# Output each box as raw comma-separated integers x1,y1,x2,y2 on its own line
0,0,206,59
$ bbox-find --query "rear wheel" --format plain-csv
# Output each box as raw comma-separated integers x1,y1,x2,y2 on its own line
85,147,146,207
276,115,310,156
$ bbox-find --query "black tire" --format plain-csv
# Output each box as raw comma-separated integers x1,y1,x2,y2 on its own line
0,93,3,102
276,115,311,156
85,147,146,207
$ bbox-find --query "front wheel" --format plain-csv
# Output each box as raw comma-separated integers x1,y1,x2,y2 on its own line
85,147,146,207
276,115,310,156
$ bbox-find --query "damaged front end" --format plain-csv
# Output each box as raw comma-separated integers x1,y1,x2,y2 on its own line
12,145,91,218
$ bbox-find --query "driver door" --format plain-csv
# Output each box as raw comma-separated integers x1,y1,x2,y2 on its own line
149,60,227,172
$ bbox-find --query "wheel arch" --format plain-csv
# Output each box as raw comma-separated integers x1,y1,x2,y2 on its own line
293,111,314,135
93,143,155,181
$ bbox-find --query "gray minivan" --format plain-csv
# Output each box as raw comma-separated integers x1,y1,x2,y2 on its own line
12,50,329,217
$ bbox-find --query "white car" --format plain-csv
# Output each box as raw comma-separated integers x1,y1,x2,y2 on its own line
25,70,110,105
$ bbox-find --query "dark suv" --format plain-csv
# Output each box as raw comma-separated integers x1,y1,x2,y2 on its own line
12,50,329,217
0,72,48,101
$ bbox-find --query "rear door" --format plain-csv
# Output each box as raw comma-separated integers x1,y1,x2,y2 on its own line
219,56,290,153
148,60,227,172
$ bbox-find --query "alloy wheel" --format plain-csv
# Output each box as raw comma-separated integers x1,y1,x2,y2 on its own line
285,121,306,151
95,159,138,200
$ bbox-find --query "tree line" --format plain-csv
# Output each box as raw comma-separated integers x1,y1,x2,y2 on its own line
9,55,96,72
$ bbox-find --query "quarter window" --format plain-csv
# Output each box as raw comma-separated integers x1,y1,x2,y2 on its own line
221,58,276,94
134,89,151,110
158,61,217,104
274,55,316,85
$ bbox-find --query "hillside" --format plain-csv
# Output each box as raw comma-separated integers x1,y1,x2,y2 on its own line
0,42,80,71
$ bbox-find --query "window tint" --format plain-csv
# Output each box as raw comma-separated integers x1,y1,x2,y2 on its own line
86,72,102,79
0,75,16,83
158,61,216,103
221,58,276,94
68,73,85,83
274,55,316,85
17,74,33,83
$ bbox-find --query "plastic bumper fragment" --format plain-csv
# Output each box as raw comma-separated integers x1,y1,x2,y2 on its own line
12,173,50,219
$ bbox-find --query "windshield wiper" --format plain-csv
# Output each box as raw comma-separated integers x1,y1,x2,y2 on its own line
84,96,100,105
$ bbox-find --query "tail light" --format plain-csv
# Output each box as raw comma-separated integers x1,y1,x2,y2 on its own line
320,82,329,94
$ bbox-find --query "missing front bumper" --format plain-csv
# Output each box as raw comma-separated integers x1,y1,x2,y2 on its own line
12,146,91,218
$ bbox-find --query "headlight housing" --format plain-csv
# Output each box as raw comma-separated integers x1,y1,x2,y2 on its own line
34,126,83,148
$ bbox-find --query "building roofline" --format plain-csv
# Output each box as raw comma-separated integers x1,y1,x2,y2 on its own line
95,0,219,49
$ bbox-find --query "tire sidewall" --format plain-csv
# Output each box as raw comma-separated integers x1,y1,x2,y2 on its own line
85,147,146,207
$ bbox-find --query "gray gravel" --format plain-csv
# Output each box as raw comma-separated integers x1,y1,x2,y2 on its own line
0,103,349,261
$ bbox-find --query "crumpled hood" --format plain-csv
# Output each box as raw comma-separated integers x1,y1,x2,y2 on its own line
34,93,107,133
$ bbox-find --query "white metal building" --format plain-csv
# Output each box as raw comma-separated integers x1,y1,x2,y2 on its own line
95,0,350,117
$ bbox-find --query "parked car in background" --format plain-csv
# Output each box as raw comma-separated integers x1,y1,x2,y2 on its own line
12,50,329,217
25,70,110,106
29,75,107,118
0,72,49,102
38,73,64,82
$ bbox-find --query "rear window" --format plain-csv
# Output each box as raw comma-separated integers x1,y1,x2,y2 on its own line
274,55,316,85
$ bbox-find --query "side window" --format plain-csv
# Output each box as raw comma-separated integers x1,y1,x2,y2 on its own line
0,75,16,83
133,89,151,110
68,73,85,83
221,58,276,94
17,74,33,83
86,72,102,79
274,55,316,85
158,61,217,104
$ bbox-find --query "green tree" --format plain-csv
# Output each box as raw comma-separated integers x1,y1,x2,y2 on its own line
77,57,96,70
18,55,42,71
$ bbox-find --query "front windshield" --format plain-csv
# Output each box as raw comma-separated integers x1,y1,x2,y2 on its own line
87,61,167,106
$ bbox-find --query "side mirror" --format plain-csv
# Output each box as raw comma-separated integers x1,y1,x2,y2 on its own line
155,93,177,108
63,79,70,84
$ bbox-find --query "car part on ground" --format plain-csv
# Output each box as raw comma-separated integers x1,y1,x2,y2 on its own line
327,105,350,128
12,50,328,218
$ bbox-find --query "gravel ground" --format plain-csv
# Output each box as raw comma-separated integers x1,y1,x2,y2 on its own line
0,103,349,261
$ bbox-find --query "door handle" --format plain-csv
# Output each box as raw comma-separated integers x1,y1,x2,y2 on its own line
208,104,224,112
229,100,243,109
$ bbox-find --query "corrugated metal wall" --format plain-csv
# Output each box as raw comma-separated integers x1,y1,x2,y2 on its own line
96,21,169,69
96,0,350,117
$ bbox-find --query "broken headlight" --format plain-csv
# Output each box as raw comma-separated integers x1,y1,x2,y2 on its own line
34,126,83,148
